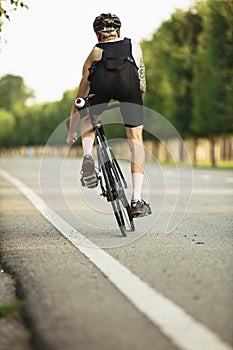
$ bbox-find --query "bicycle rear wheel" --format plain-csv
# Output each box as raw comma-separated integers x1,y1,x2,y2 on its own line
97,138,135,236
99,157,135,236
111,195,135,237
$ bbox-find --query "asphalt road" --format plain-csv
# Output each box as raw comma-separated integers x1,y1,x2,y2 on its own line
0,156,232,350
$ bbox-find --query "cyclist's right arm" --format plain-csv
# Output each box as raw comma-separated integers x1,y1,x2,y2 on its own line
67,47,102,144
71,47,102,114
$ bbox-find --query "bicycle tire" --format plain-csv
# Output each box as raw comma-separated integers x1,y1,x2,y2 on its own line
111,196,135,236
111,163,135,234
96,130,135,236
103,153,135,236
111,199,126,236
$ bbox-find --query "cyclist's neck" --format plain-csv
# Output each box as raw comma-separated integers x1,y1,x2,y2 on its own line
99,36,124,43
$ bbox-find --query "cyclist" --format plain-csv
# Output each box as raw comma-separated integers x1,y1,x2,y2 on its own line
66,13,151,217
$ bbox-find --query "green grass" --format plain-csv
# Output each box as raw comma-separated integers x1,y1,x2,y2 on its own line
193,160,233,169
0,300,24,318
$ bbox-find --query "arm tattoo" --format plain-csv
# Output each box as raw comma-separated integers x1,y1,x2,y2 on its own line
139,57,146,93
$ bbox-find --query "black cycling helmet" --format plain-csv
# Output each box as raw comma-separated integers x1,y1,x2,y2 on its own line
93,13,121,33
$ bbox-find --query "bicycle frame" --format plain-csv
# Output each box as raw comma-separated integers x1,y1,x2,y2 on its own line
70,95,135,236
88,104,126,199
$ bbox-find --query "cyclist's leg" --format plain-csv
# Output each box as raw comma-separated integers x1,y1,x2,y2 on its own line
125,125,145,173
125,125,152,217
80,98,109,188
80,96,109,155
80,115,99,188
120,100,145,196
125,125,145,196
81,116,96,155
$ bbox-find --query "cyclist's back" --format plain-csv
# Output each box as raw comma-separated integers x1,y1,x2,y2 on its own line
89,37,142,105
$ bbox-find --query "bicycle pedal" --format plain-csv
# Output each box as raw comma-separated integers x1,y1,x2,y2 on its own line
82,174,99,189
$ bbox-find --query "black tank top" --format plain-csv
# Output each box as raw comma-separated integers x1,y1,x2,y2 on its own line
95,37,137,71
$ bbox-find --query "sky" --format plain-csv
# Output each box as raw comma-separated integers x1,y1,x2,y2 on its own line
0,0,195,103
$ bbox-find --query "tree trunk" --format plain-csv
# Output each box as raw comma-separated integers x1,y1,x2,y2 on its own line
179,139,185,162
192,138,198,167
210,136,216,167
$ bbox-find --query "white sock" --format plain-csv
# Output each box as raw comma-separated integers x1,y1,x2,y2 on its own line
132,173,144,202
82,137,94,156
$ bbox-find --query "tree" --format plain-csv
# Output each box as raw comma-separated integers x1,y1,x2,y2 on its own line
0,108,15,146
142,6,203,139
141,0,233,166
0,74,33,110
191,0,233,165
0,0,28,43
0,74,34,146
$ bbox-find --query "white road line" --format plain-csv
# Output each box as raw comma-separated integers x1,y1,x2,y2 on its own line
0,167,232,350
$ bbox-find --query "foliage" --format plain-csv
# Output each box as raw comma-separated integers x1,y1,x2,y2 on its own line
0,74,33,110
141,4,203,137
0,107,15,145
141,0,233,165
191,0,233,137
0,0,28,43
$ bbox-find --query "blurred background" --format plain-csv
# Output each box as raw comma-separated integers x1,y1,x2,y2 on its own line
0,0,232,167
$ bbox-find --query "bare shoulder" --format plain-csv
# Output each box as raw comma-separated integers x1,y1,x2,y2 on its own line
88,46,103,61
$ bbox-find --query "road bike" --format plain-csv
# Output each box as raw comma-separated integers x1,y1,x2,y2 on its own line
67,94,135,237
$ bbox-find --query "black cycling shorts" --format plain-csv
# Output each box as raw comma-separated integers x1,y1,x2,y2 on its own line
89,61,144,128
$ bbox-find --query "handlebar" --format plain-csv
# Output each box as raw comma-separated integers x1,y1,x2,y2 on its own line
66,95,120,144
75,94,120,112
75,94,96,109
